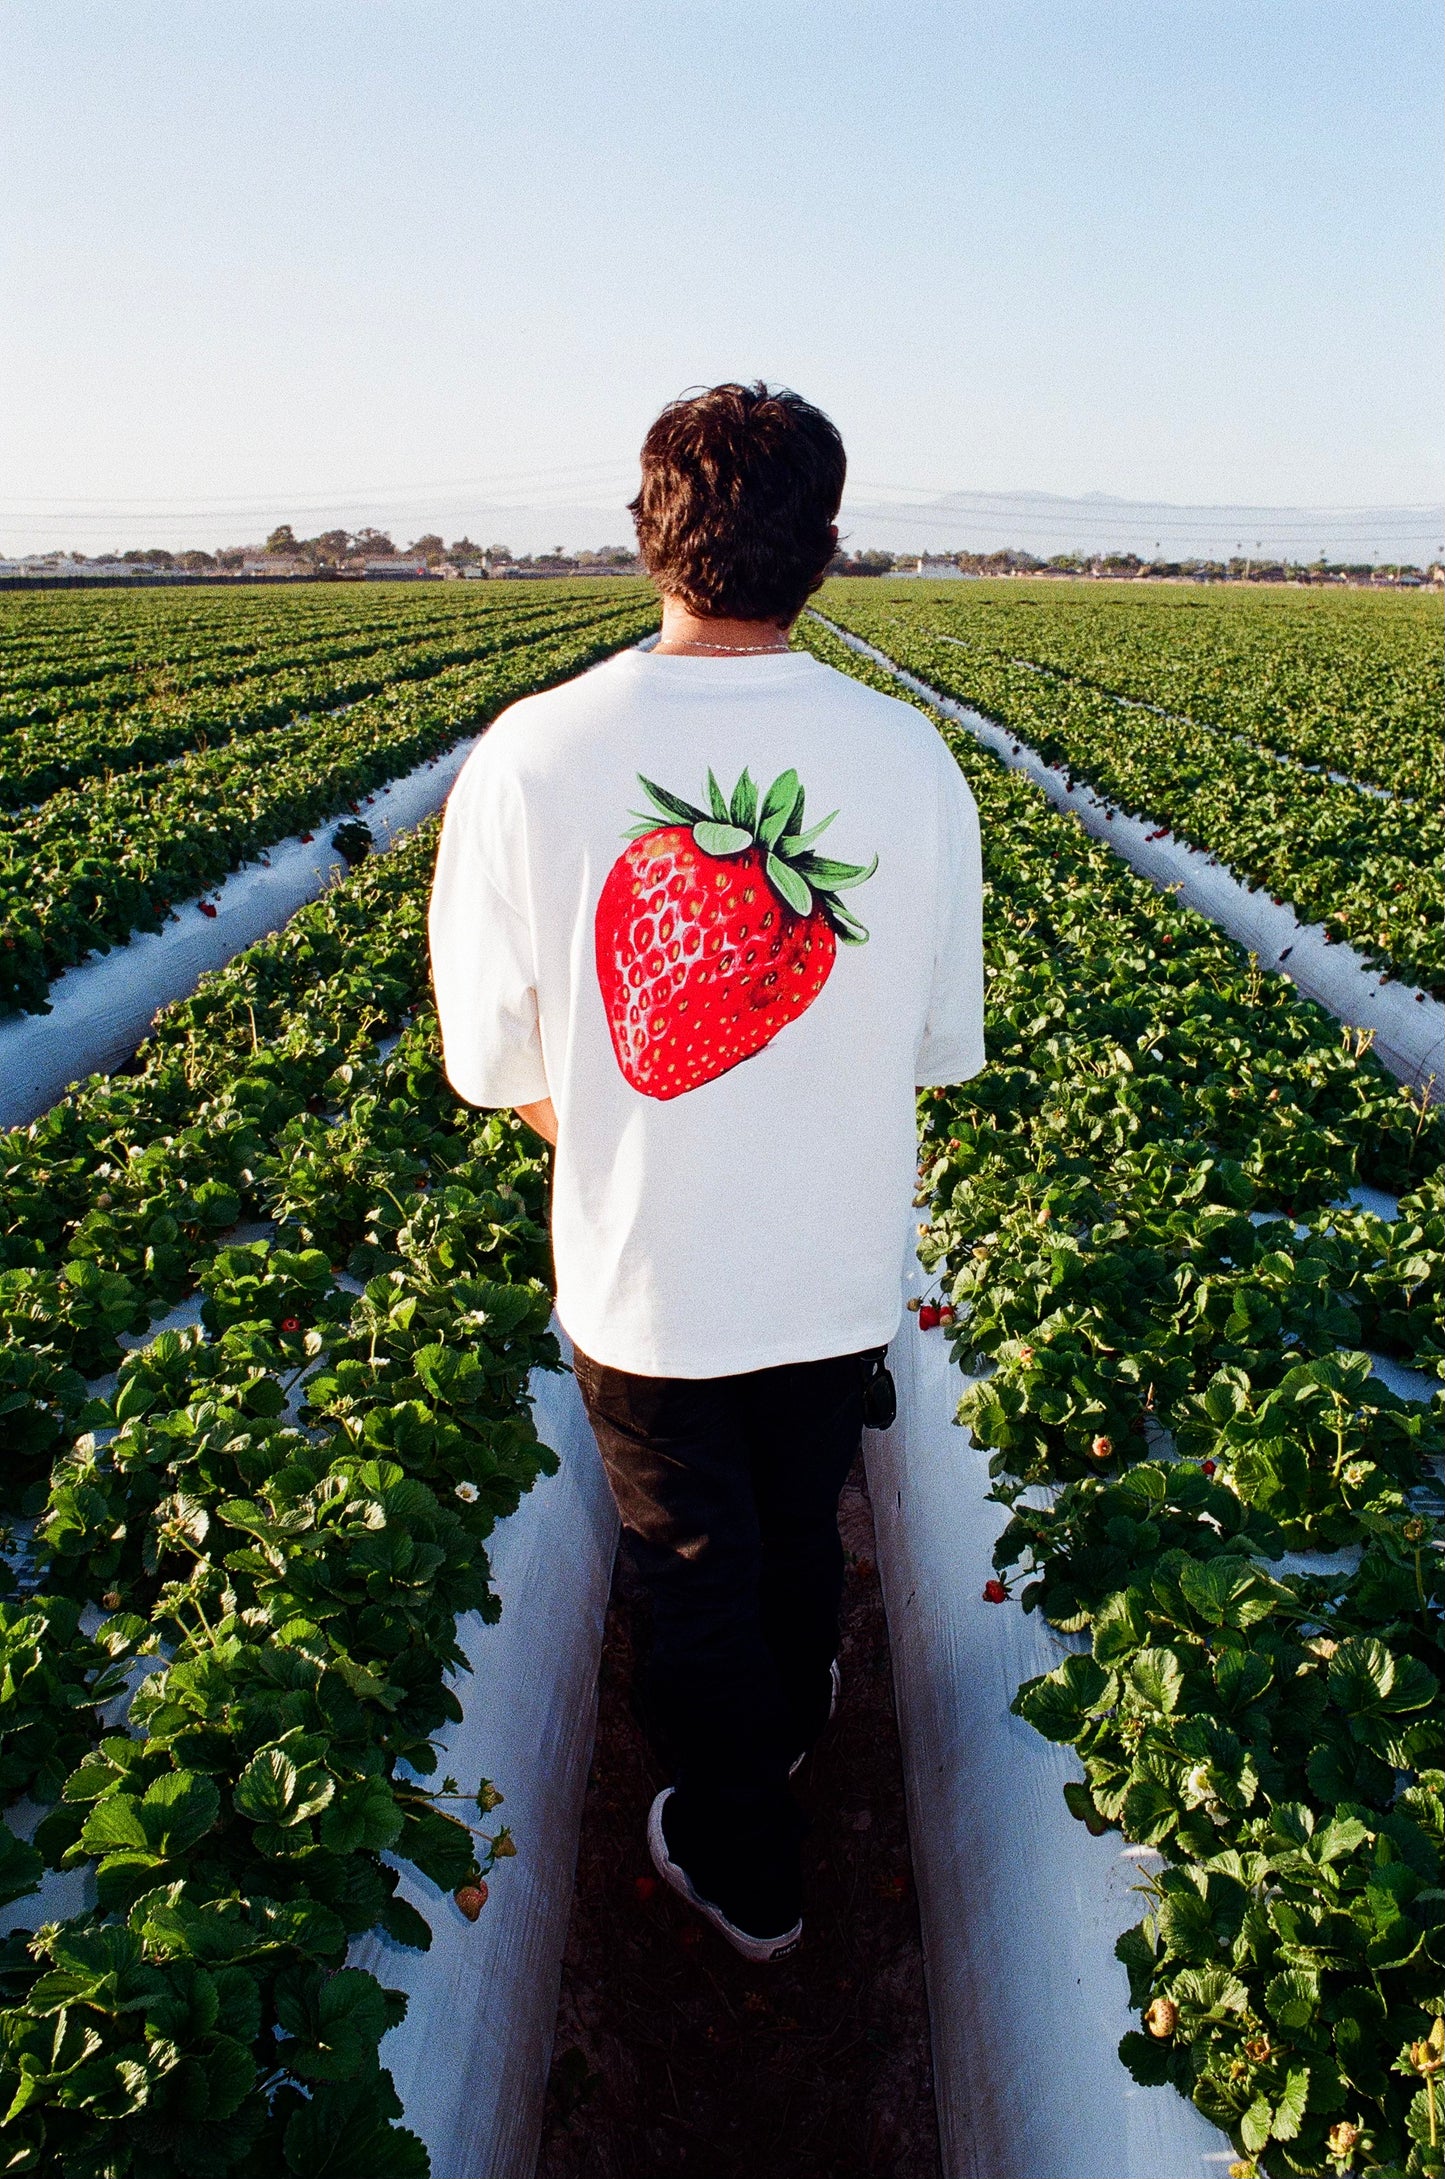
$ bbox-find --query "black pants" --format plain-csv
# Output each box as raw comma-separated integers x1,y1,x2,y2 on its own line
572,1346,866,1912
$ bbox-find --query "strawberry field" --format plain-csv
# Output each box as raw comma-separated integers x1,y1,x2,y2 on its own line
818,579,1444,998
0,578,1442,2178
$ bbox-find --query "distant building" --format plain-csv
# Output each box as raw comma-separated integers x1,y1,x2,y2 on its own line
240,557,311,579
893,556,969,579
362,557,437,581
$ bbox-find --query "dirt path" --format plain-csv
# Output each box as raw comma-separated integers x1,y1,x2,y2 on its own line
534,1462,941,2179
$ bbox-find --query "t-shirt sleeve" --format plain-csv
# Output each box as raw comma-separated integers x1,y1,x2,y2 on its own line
914,750,986,1087
428,746,552,1109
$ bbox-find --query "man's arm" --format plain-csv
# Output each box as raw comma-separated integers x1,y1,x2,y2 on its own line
429,754,553,1114
515,1097,558,1145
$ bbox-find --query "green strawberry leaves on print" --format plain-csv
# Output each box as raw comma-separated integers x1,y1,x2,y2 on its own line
628,764,879,943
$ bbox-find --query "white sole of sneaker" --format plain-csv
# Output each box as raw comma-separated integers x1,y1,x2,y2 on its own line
788,1656,843,1778
646,1789,802,1964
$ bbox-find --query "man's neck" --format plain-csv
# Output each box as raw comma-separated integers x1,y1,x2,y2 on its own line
653,599,793,656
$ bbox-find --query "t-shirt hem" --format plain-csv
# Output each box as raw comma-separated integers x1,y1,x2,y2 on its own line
914,1041,986,1088
441,1060,551,1110
558,1302,906,1381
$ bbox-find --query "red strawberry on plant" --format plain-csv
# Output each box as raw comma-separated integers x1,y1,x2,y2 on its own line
594,764,877,1100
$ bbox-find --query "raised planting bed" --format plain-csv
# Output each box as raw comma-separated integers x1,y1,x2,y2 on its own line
352,1352,618,2179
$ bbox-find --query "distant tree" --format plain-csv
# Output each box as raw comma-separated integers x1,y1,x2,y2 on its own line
484,544,513,565
352,528,396,558
121,547,176,567
265,525,299,555
178,550,215,571
827,548,894,577
447,537,483,562
307,530,350,563
409,533,446,563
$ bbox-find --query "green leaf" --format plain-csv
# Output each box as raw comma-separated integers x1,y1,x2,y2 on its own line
274,1966,391,2081
0,1829,43,1910
692,821,753,858
824,897,870,945
399,1804,477,1891
728,768,758,830
1117,2030,1174,2086
792,850,879,892
1271,2065,1309,2141
145,1771,222,1856
636,773,706,826
235,1748,302,1827
200,2034,259,2122
283,2075,429,2178
81,1795,152,1855
1129,1647,1184,1715
706,767,730,822
1121,1777,1179,1846
765,853,813,916
319,1778,403,1856
1114,1923,1157,2007
778,809,837,854
1014,1653,1117,1743
1264,1968,1319,2029
378,1895,433,1951
758,769,802,848
1240,2094,1273,2153
1176,1554,1277,1629
1092,1588,1148,1667
1329,1636,1439,1723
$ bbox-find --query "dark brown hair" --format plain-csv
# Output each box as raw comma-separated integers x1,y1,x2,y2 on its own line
629,382,846,623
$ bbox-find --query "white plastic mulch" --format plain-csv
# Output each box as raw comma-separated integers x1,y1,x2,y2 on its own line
0,737,481,1131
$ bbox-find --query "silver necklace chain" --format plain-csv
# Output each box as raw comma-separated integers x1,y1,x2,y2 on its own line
667,640,791,654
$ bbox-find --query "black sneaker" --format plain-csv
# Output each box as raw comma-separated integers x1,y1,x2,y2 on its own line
789,1656,842,1777
647,1789,802,1963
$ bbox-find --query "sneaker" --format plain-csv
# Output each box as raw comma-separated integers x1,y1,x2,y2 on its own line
788,1657,842,1777
647,1788,802,1964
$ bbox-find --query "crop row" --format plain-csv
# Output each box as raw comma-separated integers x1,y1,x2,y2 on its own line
820,583,1444,998
0,582,594,718
0,804,571,2171
801,622,1445,2175
0,591,639,810
841,580,1442,803
0,595,659,1016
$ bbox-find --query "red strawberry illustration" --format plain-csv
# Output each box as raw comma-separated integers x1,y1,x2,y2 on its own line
595,765,877,1100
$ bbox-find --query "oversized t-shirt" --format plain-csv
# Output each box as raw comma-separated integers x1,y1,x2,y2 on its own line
428,645,984,1378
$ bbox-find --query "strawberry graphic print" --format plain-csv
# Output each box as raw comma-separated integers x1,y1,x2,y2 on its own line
594,763,878,1100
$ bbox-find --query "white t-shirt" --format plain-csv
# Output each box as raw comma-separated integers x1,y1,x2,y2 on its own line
429,645,984,1378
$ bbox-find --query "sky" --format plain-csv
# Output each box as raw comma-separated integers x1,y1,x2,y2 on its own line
1,0,1440,558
